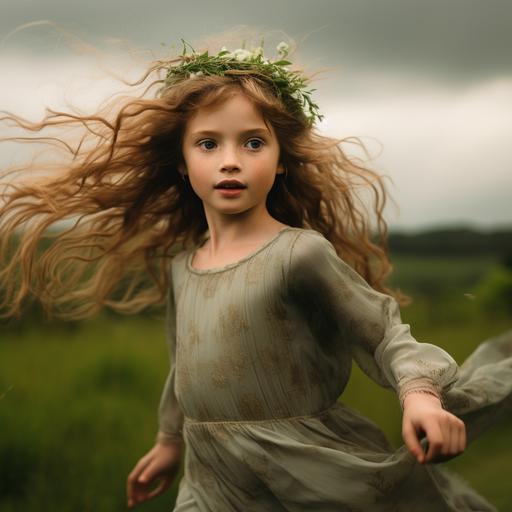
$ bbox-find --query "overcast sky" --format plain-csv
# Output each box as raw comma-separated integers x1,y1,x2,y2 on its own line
1,0,511,231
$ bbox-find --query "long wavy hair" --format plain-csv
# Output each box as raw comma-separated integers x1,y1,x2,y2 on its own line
0,31,408,321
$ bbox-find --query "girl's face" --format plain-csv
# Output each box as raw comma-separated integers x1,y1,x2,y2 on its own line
179,93,284,221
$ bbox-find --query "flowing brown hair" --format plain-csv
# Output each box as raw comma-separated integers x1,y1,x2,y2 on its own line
0,27,409,321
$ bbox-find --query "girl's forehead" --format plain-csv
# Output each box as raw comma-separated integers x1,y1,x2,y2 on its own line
191,93,260,120
185,94,274,135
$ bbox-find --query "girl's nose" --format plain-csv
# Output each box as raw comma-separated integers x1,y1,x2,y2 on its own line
220,147,242,170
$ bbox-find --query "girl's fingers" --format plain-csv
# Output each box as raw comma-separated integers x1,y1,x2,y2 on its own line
424,421,444,462
147,476,172,499
404,411,467,466
135,458,170,502
448,420,460,456
139,457,163,486
402,420,425,463
127,455,151,503
129,478,155,506
128,455,150,485
427,416,466,463
438,417,465,460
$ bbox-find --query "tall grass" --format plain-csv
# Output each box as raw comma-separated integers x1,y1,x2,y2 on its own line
0,318,183,511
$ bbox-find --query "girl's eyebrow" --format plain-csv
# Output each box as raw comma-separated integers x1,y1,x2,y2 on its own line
190,128,270,138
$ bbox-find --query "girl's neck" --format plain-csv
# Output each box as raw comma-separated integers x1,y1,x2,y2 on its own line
200,214,289,260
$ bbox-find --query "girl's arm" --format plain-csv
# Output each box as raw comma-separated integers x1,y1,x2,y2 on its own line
157,363,185,444
288,231,466,463
127,261,184,507
288,231,460,406
157,261,185,443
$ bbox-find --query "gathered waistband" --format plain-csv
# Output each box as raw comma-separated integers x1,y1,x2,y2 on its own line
183,402,339,426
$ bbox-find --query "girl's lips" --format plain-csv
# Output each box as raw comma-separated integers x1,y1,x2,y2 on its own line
216,188,244,197
215,179,246,188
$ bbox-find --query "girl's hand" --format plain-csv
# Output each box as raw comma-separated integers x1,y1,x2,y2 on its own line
127,440,184,508
401,393,466,465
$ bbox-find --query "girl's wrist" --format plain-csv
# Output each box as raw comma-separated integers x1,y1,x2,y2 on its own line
401,390,443,411
156,430,185,446
398,378,445,411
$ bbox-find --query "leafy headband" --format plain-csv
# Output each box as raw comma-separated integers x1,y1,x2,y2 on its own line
158,39,323,127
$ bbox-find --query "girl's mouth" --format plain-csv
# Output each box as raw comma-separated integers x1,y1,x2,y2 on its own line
216,188,244,197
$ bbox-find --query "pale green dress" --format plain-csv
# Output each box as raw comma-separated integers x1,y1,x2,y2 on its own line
157,226,512,512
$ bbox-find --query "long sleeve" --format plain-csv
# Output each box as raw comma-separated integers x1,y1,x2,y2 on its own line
156,260,185,444
288,231,460,410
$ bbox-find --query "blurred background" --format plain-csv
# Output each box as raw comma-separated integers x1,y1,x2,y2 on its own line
1,1,511,510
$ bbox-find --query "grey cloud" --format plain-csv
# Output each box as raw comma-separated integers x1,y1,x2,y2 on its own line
1,0,511,86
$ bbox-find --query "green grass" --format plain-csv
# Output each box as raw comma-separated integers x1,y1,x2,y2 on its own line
0,254,510,510
0,318,183,512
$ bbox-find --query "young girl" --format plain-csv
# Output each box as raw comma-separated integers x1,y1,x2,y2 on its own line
1,33,511,511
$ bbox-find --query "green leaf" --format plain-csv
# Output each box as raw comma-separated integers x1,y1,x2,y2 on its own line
273,60,292,66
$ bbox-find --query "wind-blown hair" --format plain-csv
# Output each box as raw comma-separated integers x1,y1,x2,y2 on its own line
0,40,408,321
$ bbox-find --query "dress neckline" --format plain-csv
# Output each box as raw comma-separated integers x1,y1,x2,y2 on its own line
186,226,296,275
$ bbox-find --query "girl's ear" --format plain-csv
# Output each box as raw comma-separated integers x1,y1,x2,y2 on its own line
276,163,285,174
178,162,187,176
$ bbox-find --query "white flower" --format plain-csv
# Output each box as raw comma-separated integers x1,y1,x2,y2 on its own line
276,41,289,55
188,70,204,79
218,46,233,59
232,48,253,61
252,46,264,57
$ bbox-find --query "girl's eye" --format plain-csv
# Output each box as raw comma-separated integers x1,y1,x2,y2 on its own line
197,138,265,151
246,138,264,150
199,140,216,151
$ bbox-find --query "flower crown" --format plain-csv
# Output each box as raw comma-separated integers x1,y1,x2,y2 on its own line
159,39,323,127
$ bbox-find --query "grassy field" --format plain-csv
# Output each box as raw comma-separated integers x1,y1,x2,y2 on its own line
0,253,510,511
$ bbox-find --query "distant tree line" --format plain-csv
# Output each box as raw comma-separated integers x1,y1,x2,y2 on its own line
388,226,512,262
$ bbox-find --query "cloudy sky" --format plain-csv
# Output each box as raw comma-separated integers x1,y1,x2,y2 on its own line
1,0,511,231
